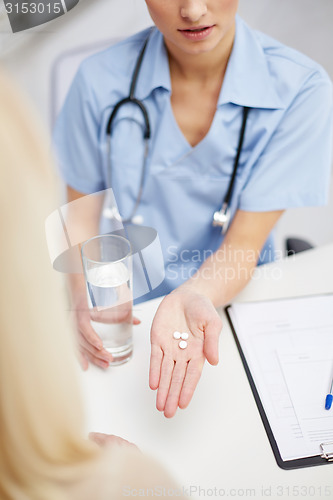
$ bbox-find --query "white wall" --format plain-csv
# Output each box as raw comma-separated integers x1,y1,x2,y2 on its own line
237,0,333,251
1,0,332,251
0,0,152,125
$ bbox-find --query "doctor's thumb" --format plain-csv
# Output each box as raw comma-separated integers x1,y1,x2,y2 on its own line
203,316,222,365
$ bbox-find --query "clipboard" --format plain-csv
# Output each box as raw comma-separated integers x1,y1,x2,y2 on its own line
225,294,333,470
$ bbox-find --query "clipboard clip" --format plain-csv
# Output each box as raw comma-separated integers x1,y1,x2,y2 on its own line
320,442,333,461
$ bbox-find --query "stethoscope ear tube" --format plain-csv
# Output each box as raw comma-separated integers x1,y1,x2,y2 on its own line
105,28,155,224
106,97,151,139
106,134,150,225
106,27,155,139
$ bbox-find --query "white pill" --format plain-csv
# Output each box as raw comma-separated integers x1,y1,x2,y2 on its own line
179,340,187,349
173,331,181,340
181,332,189,340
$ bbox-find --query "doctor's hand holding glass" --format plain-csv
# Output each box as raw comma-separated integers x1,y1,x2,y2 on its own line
54,0,332,417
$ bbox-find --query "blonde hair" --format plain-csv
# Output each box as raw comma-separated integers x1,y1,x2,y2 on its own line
0,70,100,500
0,70,188,500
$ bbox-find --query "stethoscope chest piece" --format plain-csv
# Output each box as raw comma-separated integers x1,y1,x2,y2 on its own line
212,202,230,234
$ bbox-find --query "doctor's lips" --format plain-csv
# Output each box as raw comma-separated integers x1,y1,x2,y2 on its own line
178,25,215,41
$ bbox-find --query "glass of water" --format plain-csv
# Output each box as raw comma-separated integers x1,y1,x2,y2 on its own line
81,234,133,365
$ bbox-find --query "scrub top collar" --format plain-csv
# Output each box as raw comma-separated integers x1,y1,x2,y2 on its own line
220,16,285,109
134,28,172,101
134,15,285,111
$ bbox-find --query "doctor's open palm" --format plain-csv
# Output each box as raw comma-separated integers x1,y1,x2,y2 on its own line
149,288,222,418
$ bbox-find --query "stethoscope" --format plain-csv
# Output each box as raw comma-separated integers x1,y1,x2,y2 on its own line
105,28,250,234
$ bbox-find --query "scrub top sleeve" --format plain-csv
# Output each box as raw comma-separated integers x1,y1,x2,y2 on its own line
239,72,333,212
53,64,105,194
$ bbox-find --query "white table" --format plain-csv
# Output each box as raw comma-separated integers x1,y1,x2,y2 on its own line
80,244,333,499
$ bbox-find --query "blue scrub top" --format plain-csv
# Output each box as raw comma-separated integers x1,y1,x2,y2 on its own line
53,16,333,300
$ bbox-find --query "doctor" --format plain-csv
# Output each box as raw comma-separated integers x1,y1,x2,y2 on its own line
54,0,332,418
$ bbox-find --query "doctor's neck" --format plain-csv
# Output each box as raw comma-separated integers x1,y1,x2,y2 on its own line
165,22,235,83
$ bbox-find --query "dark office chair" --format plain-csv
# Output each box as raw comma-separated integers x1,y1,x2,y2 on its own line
286,237,314,257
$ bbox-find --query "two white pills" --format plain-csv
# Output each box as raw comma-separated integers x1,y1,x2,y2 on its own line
173,331,189,349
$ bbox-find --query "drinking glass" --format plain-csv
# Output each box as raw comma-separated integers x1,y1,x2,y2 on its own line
81,234,133,365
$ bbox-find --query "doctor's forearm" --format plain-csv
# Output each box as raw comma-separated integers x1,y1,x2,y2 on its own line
179,242,256,308
65,185,102,307
176,210,284,308
68,272,87,302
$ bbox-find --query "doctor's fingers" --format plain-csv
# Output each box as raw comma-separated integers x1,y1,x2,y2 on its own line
90,306,137,325
179,358,205,410
83,349,110,370
78,350,89,371
83,351,110,370
78,332,113,367
149,344,163,390
77,314,103,350
163,362,188,418
156,355,175,412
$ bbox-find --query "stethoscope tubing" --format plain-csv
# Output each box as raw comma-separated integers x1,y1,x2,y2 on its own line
105,27,250,231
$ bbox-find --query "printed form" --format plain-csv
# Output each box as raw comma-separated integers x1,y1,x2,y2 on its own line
230,294,333,461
